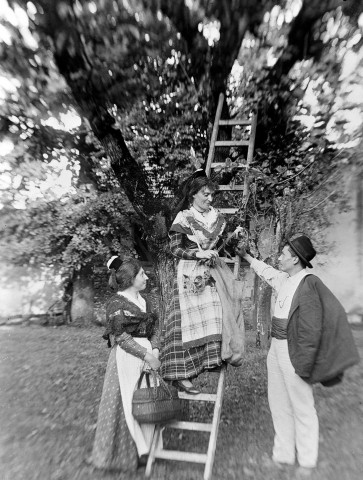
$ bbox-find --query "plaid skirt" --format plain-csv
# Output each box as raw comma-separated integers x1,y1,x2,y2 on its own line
160,276,222,381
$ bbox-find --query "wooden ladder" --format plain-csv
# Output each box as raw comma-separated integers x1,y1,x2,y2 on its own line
145,365,226,480
206,92,258,277
145,93,257,480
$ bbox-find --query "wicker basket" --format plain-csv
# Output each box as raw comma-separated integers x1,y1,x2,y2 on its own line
132,371,184,424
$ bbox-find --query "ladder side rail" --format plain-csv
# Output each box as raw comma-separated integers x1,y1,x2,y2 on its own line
145,425,162,478
205,93,225,177
246,113,258,166
203,364,227,480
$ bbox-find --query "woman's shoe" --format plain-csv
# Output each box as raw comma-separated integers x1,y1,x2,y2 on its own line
173,380,200,395
138,454,148,467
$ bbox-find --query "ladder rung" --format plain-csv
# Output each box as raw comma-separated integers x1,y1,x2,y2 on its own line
178,392,217,402
218,185,244,191
218,208,238,214
166,421,212,432
220,256,238,264
154,450,207,464
211,162,246,169
219,119,251,126
215,140,249,147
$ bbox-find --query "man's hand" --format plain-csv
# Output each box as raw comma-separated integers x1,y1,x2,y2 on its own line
235,242,254,264
235,244,247,258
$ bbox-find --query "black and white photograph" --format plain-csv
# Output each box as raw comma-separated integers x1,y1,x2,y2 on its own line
0,1,362,479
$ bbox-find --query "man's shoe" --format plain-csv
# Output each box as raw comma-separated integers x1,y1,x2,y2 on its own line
172,380,200,395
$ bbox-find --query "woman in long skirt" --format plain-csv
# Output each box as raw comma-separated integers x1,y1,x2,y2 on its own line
91,256,160,471
160,172,238,394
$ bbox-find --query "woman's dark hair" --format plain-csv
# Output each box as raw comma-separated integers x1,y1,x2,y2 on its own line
108,258,142,291
173,176,218,217
187,176,217,205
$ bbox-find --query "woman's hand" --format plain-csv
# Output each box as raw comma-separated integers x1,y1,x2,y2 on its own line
152,348,160,360
195,249,219,260
144,352,161,370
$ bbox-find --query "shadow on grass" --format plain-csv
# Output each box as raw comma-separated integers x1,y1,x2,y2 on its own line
0,326,362,480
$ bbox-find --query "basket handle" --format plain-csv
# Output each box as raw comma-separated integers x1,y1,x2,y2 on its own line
136,371,152,389
151,370,175,399
135,370,174,400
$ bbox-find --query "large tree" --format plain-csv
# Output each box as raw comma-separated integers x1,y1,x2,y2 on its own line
1,0,362,327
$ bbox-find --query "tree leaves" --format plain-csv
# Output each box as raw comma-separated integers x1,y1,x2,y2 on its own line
1,0,362,274
0,190,137,274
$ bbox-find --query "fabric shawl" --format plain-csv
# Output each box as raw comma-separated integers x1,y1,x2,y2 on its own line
212,258,245,366
170,207,226,250
171,207,232,350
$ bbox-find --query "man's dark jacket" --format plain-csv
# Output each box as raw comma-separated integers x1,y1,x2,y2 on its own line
287,274,360,384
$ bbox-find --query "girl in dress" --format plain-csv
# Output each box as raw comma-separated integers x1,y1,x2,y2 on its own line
91,256,160,471
160,172,233,394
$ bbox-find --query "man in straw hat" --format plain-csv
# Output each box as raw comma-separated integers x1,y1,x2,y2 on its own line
236,234,359,478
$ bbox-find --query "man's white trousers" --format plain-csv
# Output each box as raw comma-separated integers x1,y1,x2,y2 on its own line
267,338,319,468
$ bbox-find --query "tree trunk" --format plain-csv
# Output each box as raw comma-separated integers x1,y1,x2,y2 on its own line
250,215,276,348
70,265,94,325
153,251,175,333
37,0,153,213
357,168,363,281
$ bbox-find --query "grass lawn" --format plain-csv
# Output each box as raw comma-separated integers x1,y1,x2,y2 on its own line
0,324,362,480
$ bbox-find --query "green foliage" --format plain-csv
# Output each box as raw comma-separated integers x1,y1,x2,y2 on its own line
124,85,210,197
222,3,363,255
1,0,363,274
0,190,137,274
0,0,139,275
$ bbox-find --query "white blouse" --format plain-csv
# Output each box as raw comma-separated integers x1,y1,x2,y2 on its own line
250,258,309,318
117,291,146,312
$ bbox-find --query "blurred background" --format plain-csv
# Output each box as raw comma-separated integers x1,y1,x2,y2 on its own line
1,0,362,330
0,2,362,479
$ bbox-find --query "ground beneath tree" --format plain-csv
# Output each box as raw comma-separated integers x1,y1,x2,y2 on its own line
0,324,362,480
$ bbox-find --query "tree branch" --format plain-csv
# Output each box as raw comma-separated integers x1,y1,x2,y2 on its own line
34,0,152,209
270,0,363,80
301,189,337,213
